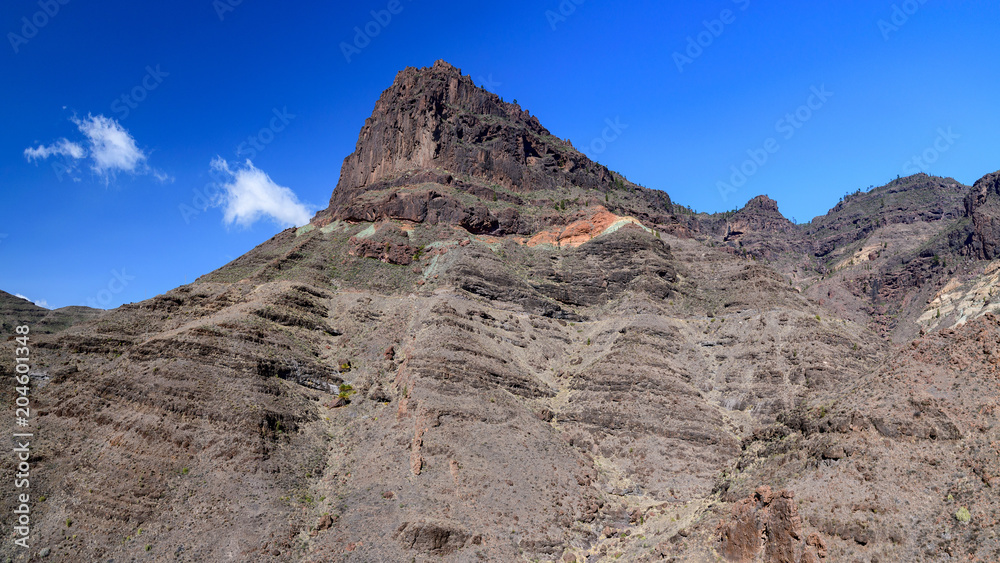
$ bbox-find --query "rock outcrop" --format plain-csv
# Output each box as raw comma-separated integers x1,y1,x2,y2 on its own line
329,61,644,209
720,194,802,260
965,170,1000,259
322,60,678,238
725,195,797,241
718,486,825,563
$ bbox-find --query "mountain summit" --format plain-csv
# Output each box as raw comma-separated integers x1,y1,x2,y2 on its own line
321,61,675,240
331,60,630,202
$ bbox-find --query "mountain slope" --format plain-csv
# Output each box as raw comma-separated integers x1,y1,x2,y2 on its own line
0,290,102,335
2,61,1000,562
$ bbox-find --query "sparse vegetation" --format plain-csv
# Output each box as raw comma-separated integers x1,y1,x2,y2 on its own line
956,506,971,523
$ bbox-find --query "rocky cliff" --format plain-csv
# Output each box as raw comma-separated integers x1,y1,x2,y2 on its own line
331,61,635,202
965,170,1000,260
322,61,677,239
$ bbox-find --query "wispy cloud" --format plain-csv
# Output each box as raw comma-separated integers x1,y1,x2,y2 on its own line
153,170,175,184
24,138,85,161
210,158,313,228
73,114,147,176
14,293,49,309
24,114,155,182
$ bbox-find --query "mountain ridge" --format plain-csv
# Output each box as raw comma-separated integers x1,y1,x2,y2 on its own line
3,61,1000,562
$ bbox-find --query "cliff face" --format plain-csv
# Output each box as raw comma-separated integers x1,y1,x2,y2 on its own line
329,60,656,213
319,61,683,241
965,171,1000,259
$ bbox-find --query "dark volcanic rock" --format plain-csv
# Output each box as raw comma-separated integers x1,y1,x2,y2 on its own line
718,487,822,563
721,194,803,259
329,60,640,209
725,195,797,241
528,226,677,306
965,170,1000,259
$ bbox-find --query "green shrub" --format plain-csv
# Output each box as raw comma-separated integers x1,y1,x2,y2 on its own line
956,506,971,523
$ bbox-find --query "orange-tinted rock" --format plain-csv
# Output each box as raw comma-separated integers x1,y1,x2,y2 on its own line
526,206,643,247
718,487,817,563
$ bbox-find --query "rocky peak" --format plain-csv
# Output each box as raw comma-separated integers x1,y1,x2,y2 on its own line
744,194,781,212
327,60,643,214
725,194,795,240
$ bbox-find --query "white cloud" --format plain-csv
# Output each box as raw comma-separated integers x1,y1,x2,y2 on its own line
153,170,175,184
211,158,313,228
24,114,156,183
72,114,147,175
14,294,49,309
24,138,86,161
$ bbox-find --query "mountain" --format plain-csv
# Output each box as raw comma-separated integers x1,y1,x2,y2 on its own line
0,290,102,335
681,173,982,343
715,194,804,261
321,60,675,241
2,61,1000,562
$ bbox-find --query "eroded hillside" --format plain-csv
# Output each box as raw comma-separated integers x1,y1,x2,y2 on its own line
2,61,999,562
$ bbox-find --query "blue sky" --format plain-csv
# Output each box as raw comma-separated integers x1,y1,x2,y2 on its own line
2,0,998,310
